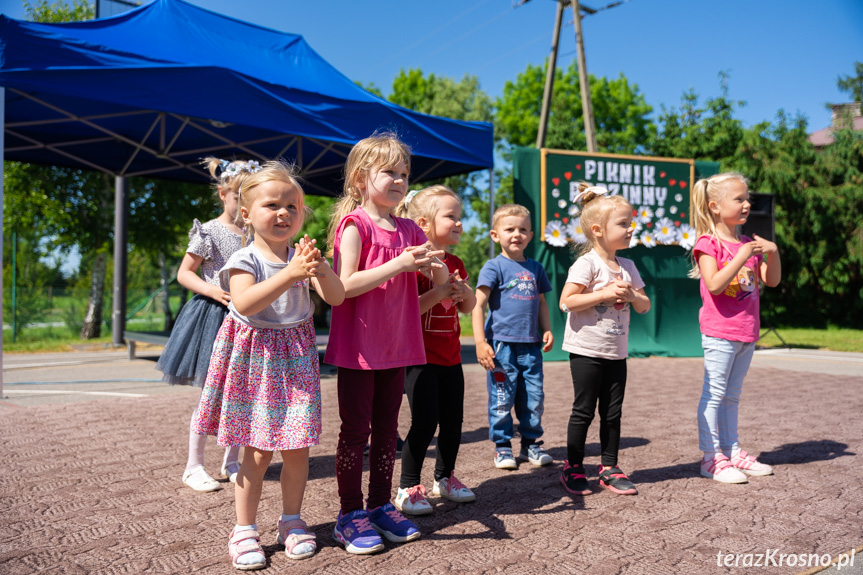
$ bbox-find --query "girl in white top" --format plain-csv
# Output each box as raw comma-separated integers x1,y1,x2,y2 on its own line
192,160,344,570
558,184,650,497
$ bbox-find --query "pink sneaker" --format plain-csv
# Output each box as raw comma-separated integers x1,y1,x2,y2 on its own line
700,454,748,484
729,450,774,476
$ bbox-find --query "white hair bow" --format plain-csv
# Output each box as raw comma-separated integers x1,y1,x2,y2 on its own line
573,185,611,204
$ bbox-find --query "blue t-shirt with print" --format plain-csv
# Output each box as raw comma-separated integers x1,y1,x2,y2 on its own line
477,255,552,343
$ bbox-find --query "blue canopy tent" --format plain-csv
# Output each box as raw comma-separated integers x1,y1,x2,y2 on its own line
0,0,494,393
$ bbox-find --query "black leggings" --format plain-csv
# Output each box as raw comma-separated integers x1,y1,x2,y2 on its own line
567,353,627,467
400,363,465,488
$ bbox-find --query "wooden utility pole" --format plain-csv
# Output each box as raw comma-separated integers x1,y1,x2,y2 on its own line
571,0,597,152
536,1,564,148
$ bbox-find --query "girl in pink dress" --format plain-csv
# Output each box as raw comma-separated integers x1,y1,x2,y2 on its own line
193,160,344,570
324,133,448,555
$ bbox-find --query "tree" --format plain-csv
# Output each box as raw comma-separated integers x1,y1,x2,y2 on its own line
651,73,746,161
496,61,655,154
22,0,92,22
836,61,863,103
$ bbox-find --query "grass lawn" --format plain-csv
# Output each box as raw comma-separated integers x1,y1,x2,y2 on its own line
5,315,862,354
756,326,863,352
460,315,863,353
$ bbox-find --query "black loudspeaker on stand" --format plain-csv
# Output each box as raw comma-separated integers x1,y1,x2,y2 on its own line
740,193,788,348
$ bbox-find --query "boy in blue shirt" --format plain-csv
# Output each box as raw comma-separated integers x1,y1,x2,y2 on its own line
472,204,554,470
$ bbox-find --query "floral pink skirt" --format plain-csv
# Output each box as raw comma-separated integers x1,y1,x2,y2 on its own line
192,315,321,451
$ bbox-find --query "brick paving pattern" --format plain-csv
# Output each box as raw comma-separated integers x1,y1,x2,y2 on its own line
2,357,861,574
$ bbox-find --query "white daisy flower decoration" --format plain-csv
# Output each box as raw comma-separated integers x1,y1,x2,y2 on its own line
558,199,567,209
566,218,586,244
655,217,677,244
655,207,665,218
568,204,580,217
630,234,640,248
552,188,561,198
629,219,643,235
674,193,683,203
636,206,654,224
544,220,567,247
678,223,696,250
640,230,657,248
670,206,678,214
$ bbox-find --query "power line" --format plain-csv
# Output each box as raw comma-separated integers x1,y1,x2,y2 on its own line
368,0,497,74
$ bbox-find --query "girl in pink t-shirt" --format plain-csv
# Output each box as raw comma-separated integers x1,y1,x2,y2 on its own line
690,173,782,484
324,133,448,555
558,184,651,497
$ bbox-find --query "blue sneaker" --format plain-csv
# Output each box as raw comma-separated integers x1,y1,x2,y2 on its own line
333,509,385,555
368,502,421,543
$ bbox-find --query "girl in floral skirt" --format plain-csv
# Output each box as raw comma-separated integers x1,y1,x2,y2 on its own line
193,160,344,570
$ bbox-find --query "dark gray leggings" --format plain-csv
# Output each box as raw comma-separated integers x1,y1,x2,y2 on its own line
399,363,465,488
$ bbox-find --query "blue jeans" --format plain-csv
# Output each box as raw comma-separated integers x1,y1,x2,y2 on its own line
697,334,755,454
486,340,544,448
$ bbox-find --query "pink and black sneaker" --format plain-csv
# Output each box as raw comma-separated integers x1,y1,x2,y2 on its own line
560,460,591,496
598,465,638,495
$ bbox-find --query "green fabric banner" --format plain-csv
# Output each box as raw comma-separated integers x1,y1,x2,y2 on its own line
513,147,719,359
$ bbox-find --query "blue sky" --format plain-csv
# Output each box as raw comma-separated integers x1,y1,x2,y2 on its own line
2,0,861,131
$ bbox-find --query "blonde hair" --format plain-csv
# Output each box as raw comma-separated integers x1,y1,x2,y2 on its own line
491,204,531,229
687,172,749,278
325,132,412,258
394,185,461,243
573,182,633,255
237,159,308,247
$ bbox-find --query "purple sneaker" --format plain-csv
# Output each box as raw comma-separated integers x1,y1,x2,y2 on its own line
333,509,384,555
368,502,421,543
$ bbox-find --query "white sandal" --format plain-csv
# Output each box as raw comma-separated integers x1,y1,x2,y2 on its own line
221,461,241,484
182,466,221,492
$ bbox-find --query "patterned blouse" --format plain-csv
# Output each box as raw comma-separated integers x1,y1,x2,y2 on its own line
186,219,242,286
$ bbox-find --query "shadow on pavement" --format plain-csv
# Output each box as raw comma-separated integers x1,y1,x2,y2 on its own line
758,439,855,466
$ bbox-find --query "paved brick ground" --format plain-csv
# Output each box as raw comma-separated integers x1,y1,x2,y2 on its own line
1,357,861,574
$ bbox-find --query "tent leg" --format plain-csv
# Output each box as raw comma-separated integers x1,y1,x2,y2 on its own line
112,176,129,347
1,86,5,398
488,168,496,259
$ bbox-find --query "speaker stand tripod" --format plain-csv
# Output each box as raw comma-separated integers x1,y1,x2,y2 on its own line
759,314,789,349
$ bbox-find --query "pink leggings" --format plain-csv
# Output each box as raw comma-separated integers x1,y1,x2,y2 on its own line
335,367,404,513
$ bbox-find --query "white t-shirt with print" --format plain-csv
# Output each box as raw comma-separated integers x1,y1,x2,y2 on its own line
561,249,645,360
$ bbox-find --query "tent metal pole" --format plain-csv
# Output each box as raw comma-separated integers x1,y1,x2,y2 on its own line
1,86,5,398
112,176,129,347
488,168,495,259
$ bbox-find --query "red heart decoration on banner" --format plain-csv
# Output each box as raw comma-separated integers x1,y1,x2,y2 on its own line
669,179,677,186
680,212,686,218
680,181,687,188
576,164,582,170
564,172,572,180
646,222,653,228
660,171,666,178
555,212,560,218
632,210,638,217
552,177,560,186
563,217,569,224
675,221,681,226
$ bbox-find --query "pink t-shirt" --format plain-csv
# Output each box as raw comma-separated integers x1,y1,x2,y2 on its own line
561,250,645,360
324,207,429,370
693,235,763,342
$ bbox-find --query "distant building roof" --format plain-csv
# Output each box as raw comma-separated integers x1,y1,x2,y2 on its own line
809,103,863,148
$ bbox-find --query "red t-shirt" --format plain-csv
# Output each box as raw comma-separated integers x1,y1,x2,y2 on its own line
417,253,468,366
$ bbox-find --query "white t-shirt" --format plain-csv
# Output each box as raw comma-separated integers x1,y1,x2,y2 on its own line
561,249,645,360
220,244,314,329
